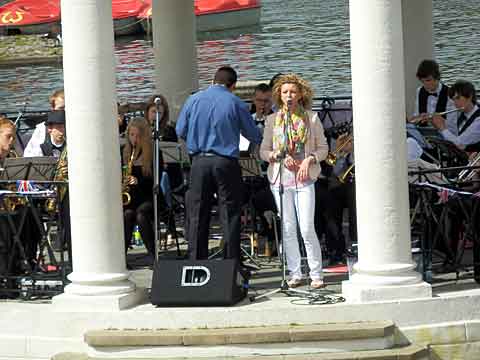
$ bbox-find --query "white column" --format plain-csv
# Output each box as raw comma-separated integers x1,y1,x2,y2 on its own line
342,0,431,303
402,0,434,115
152,0,198,121
53,0,145,311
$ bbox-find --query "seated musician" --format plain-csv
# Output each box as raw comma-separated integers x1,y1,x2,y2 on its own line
24,110,66,158
144,95,180,244
251,83,273,130
123,117,167,261
408,59,456,132
421,81,480,271
145,94,181,191
0,117,16,276
406,60,457,162
0,118,40,280
24,89,64,157
145,95,177,142
315,133,356,265
431,80,480,151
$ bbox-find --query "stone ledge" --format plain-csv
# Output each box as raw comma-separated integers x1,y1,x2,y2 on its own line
401,321,467,346
84,321,394,347
53,344,428,360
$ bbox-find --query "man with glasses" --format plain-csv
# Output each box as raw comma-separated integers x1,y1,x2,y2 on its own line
251,83,273,131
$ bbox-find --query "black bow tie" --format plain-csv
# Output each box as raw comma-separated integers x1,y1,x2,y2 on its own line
429,92,438,97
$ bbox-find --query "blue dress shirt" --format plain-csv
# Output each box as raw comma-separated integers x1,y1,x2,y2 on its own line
176,85,262,158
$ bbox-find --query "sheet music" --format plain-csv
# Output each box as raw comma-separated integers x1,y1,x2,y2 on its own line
239,135,250,152
239,157,261,177
159,141,190,165
1,156,57,181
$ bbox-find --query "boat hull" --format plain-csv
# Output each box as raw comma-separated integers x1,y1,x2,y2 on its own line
0,20,58,35
141,6,261,34
113,16,143,37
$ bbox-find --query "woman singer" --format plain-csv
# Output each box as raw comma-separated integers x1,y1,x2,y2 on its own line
260,73,329,289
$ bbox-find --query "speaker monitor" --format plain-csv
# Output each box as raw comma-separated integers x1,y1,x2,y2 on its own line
151,259,248,306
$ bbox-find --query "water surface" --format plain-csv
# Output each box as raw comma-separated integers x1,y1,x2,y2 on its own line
0,0,477,112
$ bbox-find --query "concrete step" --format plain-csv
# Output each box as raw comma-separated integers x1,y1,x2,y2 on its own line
52,343,429,360
84,321,395,347
75,321,412,359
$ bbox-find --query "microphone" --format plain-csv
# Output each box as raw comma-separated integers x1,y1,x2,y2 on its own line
154,97,162,108
287,98,293,110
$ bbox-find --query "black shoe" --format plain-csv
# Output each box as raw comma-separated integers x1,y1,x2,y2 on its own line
328,253,346,266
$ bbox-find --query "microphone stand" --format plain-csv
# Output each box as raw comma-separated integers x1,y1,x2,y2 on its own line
152,100,162,262
250,101,313,302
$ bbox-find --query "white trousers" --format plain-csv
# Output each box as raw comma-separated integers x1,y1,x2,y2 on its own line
271,183,323,280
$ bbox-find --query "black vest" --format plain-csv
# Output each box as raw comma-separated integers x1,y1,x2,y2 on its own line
459,108,480,152
418,84,449,118
40,133,65,157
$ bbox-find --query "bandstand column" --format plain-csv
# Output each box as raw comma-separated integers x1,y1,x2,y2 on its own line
402,0,434,115
342,0,432,303
53,0,144,310
152,0,198,120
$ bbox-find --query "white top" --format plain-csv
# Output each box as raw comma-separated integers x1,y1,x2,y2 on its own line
407,137,423,161
23,121,64,157
23,122,46,157
413,82,457,134
440,104,480,149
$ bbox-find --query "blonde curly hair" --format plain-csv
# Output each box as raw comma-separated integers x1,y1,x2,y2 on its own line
272,73,314,110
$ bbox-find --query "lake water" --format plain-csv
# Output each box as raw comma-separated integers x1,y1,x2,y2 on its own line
0,0,478,112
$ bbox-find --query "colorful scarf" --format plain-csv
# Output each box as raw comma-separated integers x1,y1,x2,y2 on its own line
273,105,308,155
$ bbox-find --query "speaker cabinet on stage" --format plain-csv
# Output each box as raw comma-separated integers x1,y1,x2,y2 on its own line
151,259,248,306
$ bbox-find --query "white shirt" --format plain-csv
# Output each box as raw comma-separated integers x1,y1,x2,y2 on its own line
23,122,46,157
413,82,457,134
407,137,423,161
440,104,480,149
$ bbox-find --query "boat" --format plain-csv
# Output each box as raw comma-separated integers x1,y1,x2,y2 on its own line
138,0,261,33
0,0,148,37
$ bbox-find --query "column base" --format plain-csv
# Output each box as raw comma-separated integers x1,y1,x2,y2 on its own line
52,287,148,311
342,280,432,303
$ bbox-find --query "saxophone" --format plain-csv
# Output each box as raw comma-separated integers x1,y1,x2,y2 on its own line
122,147,135,206
45,147,68,213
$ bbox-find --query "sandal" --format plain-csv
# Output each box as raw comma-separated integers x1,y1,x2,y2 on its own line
310,280,326,289
287,278,303,288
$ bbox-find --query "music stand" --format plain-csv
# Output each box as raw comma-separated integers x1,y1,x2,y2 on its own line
157,141,191,256
0,156,58,279
1,156,57,181
239,157,261,178
159,141,190,166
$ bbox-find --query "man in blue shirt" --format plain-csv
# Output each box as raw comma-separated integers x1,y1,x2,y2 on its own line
176,66,262,260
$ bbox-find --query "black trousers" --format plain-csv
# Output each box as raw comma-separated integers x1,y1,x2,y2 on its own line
0,209,40,276
314,178,356,259
124,201,155,256
186,154,242,260
0,217,10,275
